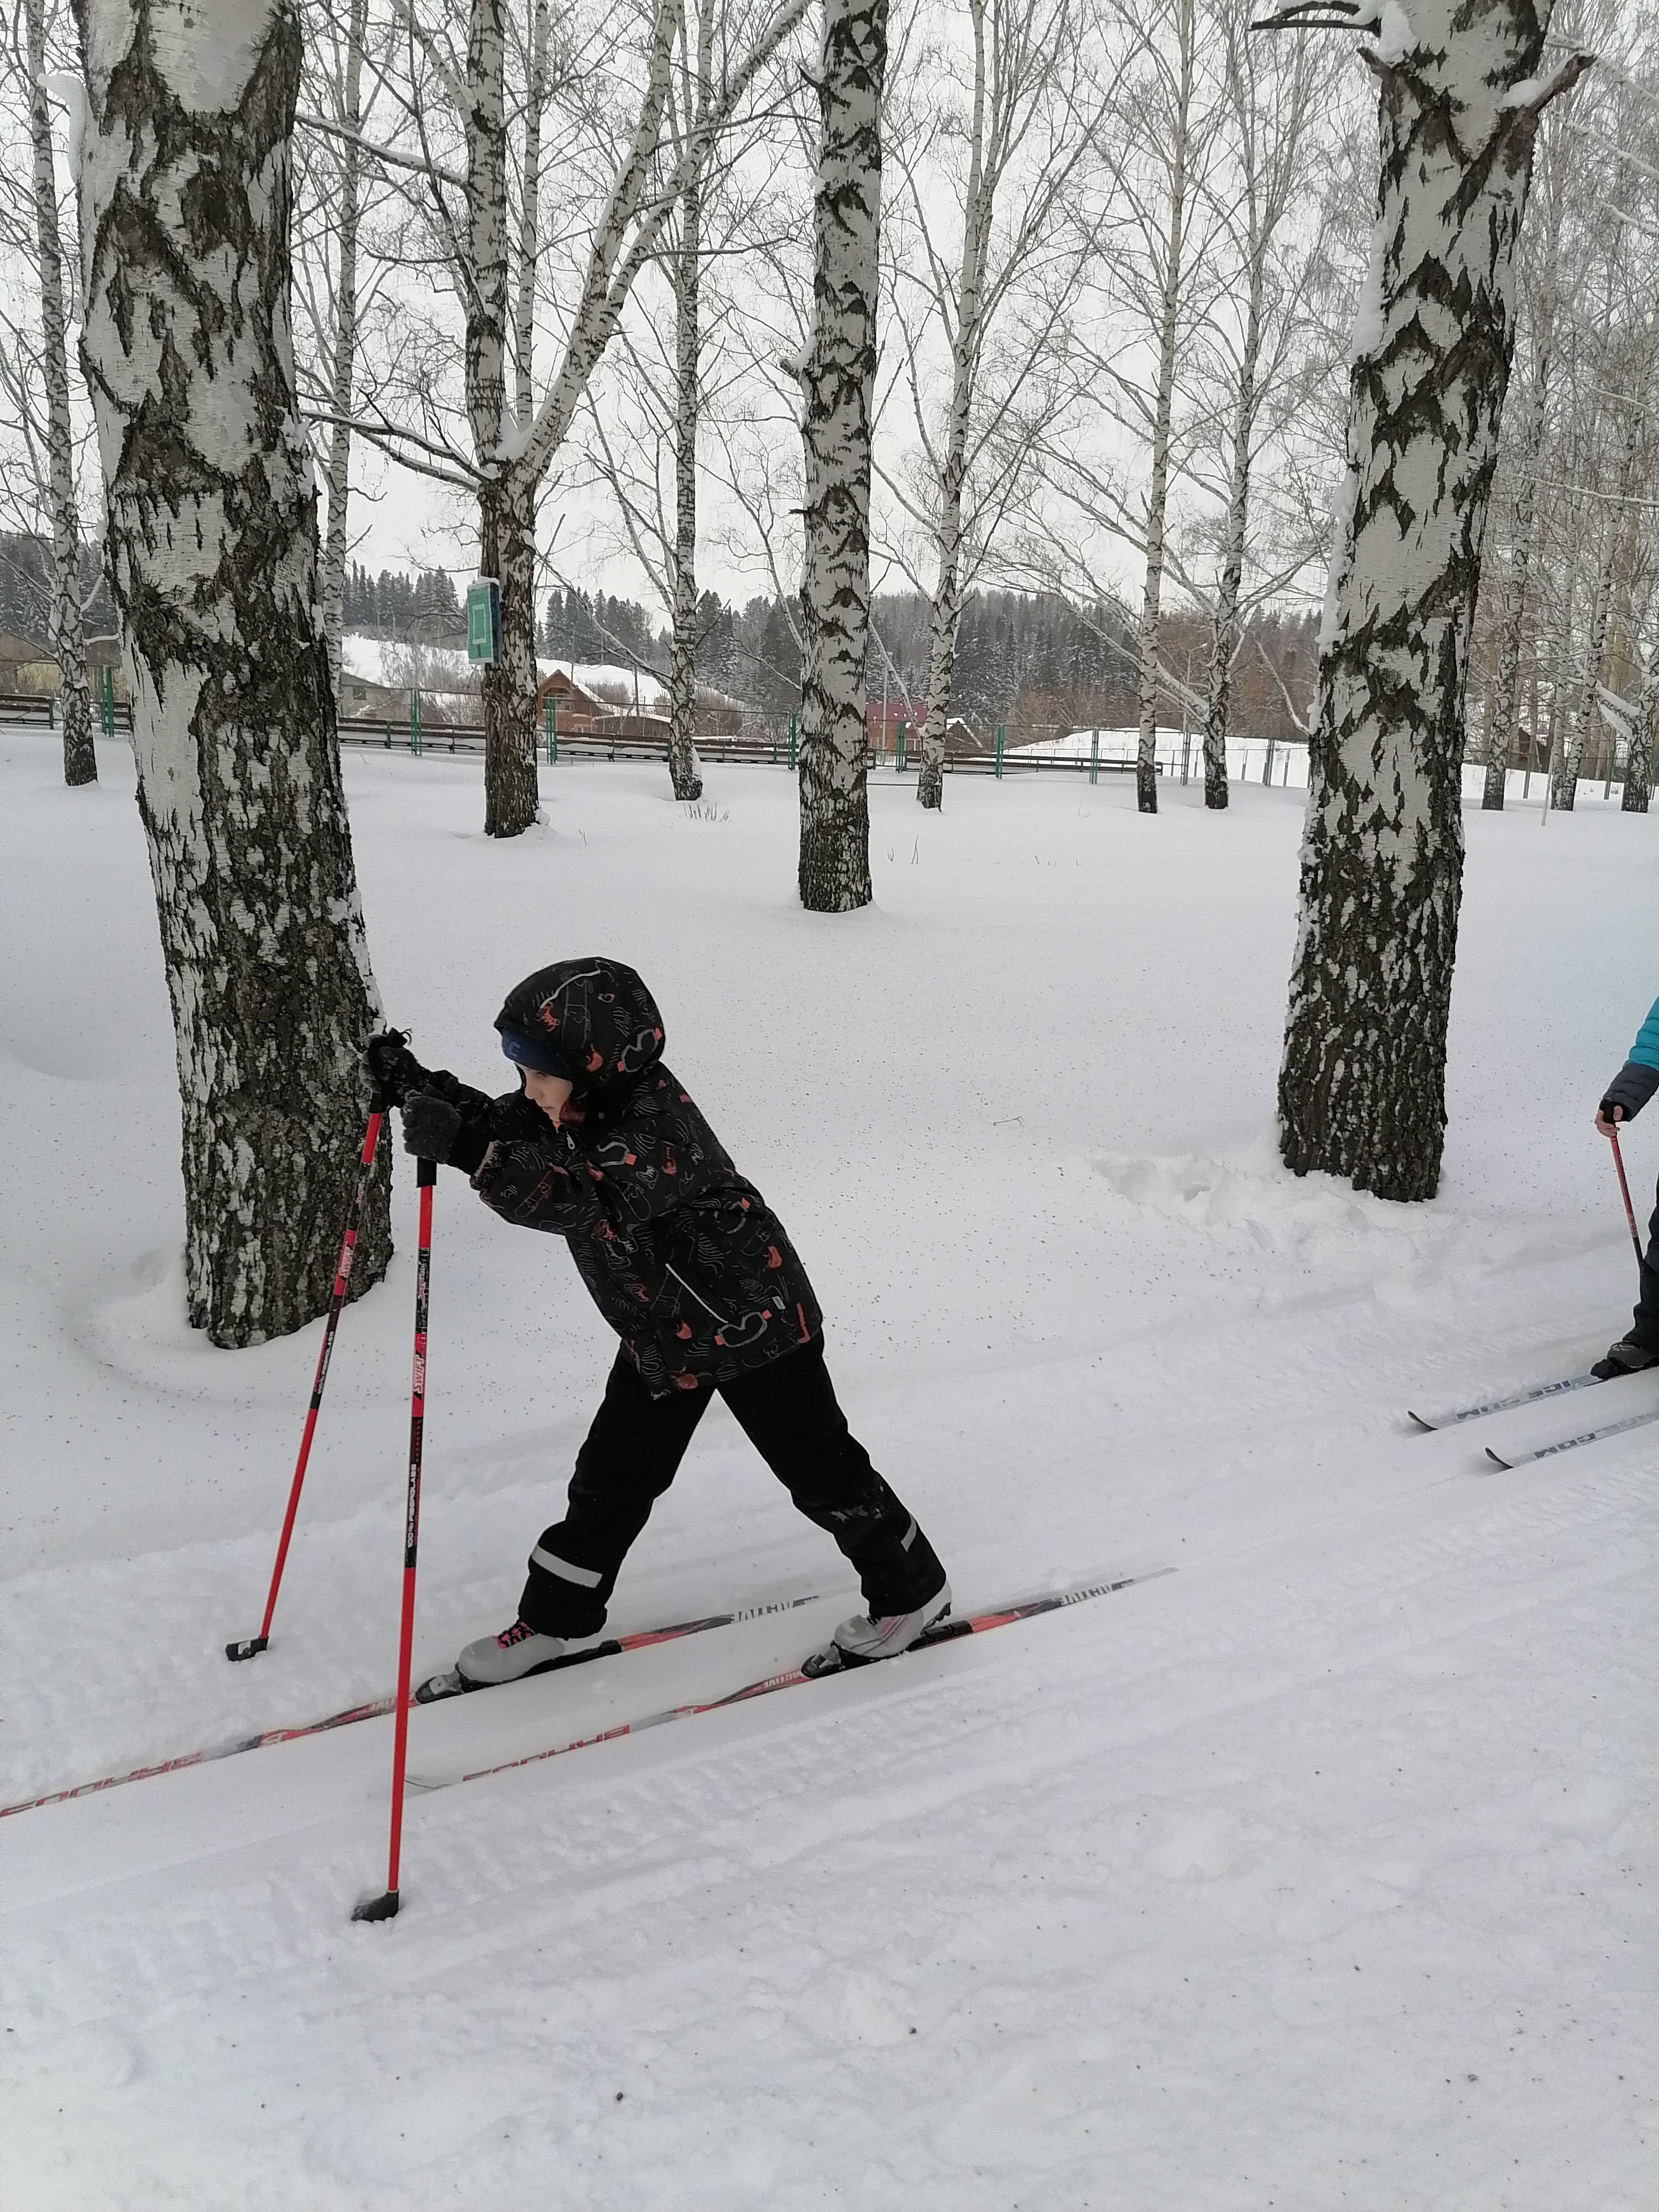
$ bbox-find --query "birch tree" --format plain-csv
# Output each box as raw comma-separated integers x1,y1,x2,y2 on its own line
72,0,392,1344
1027,0,1230,808
1196,4,1332,809
1270,0,1592,1203
293,0,378,707
878,0,1106,811
338,0,810,837
580,0,793,800
1624,646,1656,812
793,0,886,908
1477,142,1563,811
5,0,95,784
1553,375,1646,807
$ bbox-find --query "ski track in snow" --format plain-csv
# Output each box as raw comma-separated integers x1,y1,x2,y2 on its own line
1,735,1655,2209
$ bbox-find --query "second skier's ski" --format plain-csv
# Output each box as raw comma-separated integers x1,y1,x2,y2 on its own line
1484,1404,1659,1469
1408,1370,1601,1431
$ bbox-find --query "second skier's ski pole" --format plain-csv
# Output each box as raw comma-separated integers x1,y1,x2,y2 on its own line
354,1155,436,1924
1610,1127,1645,1275
228,1107,386,1661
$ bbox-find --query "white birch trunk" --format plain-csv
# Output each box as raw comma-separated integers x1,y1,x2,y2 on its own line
514,0,548,426
915,0,989,816
1134,0,1194,819
1480,364,1548,811
320,0,366,710
464,0,540,836
1200,249,1265,813
74,0,391,1343
27,0,96,787
796,0,886,910
667,0,712,805
1276,0,1587,1202
1622,652,1656,815
1552,396,1642,811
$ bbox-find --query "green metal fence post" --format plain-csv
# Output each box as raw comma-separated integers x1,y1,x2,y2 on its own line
1090,728,1098,786
896,718,906,773
546,693,557,764
788,713,797,771
410,687,421,756
994,724,1004,780
1263,737,1274,787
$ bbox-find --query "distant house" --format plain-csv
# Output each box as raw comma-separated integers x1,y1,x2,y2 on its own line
534,668,607,727
865,700,984,755
339,675,409,721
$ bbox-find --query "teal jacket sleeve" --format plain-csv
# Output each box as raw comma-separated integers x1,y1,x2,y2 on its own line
1601,997,1659,1120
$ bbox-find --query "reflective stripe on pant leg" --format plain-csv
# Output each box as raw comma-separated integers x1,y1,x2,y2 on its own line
519,1349,713,1635
529,1546,604,1588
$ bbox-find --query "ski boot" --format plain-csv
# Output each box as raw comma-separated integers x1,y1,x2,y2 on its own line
802,1583,957,1678
417,1618,612,1703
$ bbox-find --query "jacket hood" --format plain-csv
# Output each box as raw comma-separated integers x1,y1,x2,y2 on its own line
495,958,666,1095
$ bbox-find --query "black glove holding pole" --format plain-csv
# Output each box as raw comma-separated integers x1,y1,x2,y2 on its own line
401,1091,477,1170
364,1029,431,1110
400,1086,551,1175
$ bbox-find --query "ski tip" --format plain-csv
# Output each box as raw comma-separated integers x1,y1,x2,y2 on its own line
351,1888,400,1923
1406,1410,1438,1433
225,1636,269,1662
1483,1446,1512,1470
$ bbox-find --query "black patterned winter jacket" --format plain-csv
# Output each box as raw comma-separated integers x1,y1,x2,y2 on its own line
430,959,822,1396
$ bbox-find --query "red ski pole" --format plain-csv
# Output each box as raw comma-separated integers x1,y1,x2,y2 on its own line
354,1155,436,1924
228,1109,386,1661
1610,1126,1646,1275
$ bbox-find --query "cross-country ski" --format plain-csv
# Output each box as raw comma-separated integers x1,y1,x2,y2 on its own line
406,1574,1175,1793
0,1591,833,1819
1483,1405,1659,1470
4,4,1656,2199
1406,1369,1601,1430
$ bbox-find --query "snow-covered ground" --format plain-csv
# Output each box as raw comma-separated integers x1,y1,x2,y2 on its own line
2,732,1655,2210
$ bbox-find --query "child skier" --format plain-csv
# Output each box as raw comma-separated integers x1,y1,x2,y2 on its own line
1592,992,1659,1379
366,959,950,1687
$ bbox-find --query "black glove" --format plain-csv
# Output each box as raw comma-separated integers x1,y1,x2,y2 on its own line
401,1091,465,1165
1600,1061,1659,1125
364,1029,430,1109
486,1089,559,1147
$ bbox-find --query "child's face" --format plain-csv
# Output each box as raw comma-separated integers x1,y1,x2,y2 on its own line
522,1068,574,1125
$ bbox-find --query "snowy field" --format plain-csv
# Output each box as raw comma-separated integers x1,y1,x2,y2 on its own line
2,731,1655,2211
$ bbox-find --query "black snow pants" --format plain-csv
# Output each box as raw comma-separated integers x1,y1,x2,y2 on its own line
518,1337,947,1637
1632,1173,1659,1350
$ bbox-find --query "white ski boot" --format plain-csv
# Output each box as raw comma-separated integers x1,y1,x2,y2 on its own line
417,1618,609,1701
805,1583,954,1675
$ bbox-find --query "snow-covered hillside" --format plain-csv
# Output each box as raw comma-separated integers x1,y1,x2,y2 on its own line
340,633,669,706
2,733,1654,2209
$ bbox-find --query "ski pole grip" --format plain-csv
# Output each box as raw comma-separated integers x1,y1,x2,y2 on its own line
416,1156,437,1189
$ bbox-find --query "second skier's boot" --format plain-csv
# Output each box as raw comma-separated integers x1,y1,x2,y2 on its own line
455,1617,606,1689
1591,1335,1659,1382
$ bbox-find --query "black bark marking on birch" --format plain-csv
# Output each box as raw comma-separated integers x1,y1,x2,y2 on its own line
75,0,392,1344
1277,1,1564,1206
